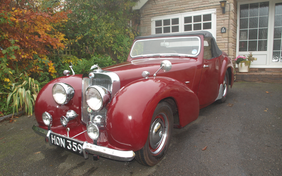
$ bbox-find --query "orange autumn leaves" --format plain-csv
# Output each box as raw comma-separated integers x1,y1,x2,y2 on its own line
0,0,69,76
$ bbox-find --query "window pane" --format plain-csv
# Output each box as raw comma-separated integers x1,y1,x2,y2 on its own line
249,17,258,28
240,19,248,29
259,29,267,39
273,40,281,50
172,18,179,25
163,27,170,33
258,40,267,51
184,24,192,31
275,15,282,27
156,28,162,34
172,26,179,32
249,29,257,39
163,19,170,26
273,51,280,58
259,17,268,27
203,23,211,29
155,20,162,27
240,30,248,40
184,16,192,23
194,15,201,22
259,2,269,16
194,23,201,30
239,41,247,51
274,27,282,38
249,41,257,51
275,3,282,15
203,14,211,21
203,22,211,29
240,4,249,18
250,3,259,17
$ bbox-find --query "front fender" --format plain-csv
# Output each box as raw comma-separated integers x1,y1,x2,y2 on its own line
34,75,83,129
106,76,199,151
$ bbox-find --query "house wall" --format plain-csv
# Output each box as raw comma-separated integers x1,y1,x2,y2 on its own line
139,0,238,59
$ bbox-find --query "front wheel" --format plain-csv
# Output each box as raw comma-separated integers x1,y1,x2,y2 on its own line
135,101,173,166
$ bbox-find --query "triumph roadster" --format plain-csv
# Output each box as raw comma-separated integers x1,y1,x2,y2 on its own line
33,31,234,166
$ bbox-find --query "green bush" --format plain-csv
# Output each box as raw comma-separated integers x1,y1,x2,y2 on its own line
6,73,39,116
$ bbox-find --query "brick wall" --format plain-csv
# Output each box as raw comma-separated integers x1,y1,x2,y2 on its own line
139,0,237,59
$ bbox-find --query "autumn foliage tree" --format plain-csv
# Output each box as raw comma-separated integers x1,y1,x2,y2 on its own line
0,0,69,115
0,0,69,80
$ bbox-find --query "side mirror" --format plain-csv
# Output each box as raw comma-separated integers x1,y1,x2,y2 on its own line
160,60,172,72
153,60,172,77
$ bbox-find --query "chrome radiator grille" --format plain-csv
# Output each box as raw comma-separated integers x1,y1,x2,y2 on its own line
81,71,120,124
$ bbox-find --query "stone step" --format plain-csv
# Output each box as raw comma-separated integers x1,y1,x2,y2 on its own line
235,70,282,83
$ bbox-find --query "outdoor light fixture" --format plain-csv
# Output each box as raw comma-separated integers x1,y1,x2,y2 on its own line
220,1,227,14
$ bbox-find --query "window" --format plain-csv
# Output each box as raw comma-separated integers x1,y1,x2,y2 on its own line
152,9,216,37
239,2,269,51
155,18,179,34
273,3,282,61
184,14,212,32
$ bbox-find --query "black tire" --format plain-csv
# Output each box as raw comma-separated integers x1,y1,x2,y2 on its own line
135,101,173,166
218,71,229,103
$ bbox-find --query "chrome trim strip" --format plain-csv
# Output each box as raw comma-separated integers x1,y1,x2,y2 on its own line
46,130,135,162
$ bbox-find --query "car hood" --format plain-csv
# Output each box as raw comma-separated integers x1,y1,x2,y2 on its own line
104,57,199,88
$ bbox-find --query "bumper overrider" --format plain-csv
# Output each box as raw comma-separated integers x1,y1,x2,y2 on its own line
32,125,135,162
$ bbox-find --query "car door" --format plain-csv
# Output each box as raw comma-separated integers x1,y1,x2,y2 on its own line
197,37,221,107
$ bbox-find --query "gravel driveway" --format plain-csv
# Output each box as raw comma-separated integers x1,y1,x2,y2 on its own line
0,82,281,176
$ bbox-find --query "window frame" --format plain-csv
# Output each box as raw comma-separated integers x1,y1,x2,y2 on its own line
151,9,217,38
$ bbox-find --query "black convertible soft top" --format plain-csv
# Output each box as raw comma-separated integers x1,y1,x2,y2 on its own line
135,31,222,58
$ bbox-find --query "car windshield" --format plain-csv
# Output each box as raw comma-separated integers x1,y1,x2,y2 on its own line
130,36,201,58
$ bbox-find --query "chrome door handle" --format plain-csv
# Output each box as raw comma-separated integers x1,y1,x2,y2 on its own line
203,65,209,68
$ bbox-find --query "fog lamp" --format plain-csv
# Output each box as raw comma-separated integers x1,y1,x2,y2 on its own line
87,122,99,140
42,112,52,126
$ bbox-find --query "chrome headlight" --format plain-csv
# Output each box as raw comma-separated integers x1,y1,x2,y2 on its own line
85,86,110,111
42,112,52,126
87,122,99,140
52,83,74,105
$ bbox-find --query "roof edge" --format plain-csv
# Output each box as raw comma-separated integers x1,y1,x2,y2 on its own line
132,0,149,10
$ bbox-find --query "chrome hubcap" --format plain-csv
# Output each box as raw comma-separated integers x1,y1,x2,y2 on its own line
149,113,168,154
222,77,227,97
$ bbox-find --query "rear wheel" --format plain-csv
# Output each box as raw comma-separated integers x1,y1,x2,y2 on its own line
218,71,229,103
135,101,173,166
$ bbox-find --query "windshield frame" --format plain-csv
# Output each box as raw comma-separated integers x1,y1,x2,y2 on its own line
130,36,201,58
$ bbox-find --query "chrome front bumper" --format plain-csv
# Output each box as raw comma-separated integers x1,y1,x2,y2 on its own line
32,125,135,162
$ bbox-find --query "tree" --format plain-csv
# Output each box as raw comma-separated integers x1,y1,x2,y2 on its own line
0,0,69,78
61,0,139,63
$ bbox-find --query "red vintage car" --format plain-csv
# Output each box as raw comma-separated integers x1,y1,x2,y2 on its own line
33,31,234,166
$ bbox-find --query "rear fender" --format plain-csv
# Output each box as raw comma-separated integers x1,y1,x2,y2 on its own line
106,76,199,151
219,56,234,87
